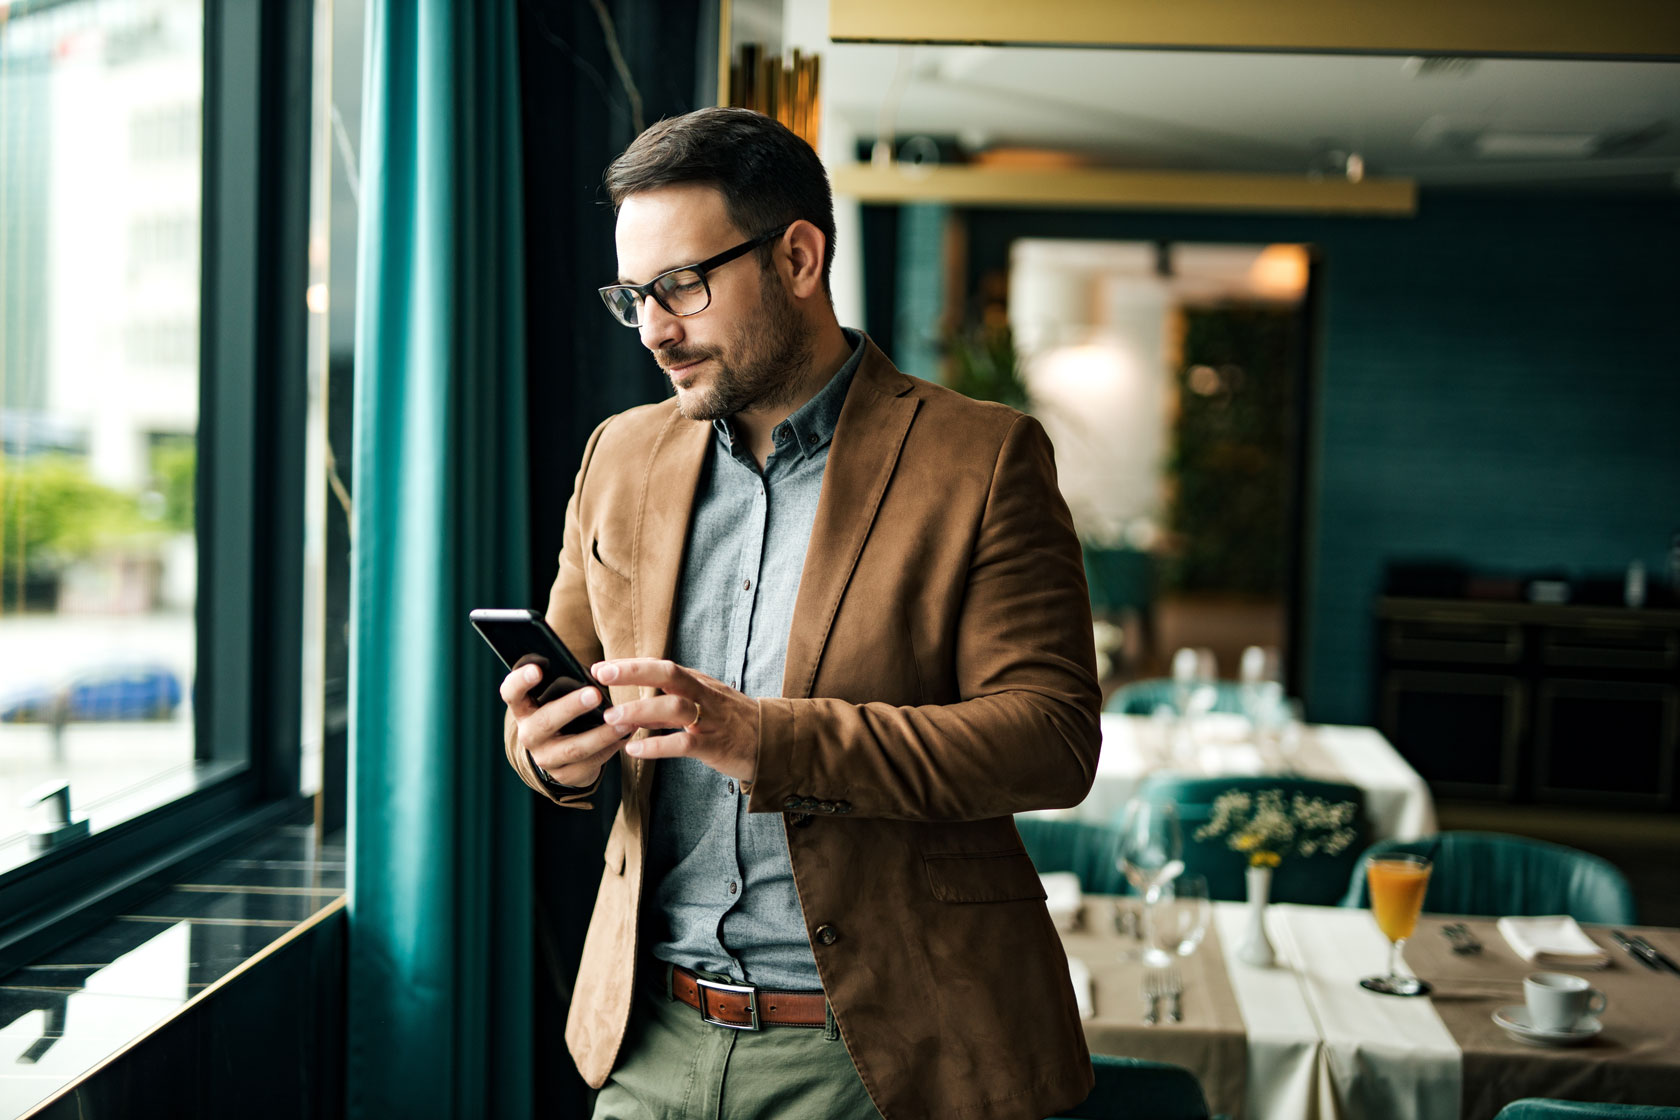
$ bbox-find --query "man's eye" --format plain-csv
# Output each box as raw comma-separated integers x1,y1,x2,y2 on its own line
659,272,705,296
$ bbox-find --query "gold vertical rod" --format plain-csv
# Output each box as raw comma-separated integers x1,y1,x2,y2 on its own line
715,0,732,106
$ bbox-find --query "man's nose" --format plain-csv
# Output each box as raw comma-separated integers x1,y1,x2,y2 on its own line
637,295,682,352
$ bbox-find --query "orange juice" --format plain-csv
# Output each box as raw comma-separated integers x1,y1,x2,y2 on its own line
1367,857,1432,942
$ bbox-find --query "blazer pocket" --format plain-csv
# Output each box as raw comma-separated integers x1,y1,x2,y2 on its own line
586,538,631,604
924,849,1047,904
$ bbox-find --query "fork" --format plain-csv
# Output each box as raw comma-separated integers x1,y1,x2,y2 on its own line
1142,970,1162,1025
1161,965,1184,1023
1442,922,1483,955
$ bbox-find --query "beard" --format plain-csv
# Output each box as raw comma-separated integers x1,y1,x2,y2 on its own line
658,271,815,422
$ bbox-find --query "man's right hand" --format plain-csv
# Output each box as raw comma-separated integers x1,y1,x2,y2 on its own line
500,663,630,788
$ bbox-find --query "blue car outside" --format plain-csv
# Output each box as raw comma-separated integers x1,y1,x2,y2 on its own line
0,664,183,723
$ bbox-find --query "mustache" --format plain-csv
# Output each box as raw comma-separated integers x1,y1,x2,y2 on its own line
657,347,713,370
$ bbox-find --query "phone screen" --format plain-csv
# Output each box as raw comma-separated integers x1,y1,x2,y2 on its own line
469,608,607,734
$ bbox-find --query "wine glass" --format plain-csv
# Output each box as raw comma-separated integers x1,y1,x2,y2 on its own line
1150,874,1210,960
1117,798,1185,967
1239,645,1285,734
1359,853,1434,996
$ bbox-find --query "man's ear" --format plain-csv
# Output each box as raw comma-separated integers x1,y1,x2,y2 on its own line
780,220,827,300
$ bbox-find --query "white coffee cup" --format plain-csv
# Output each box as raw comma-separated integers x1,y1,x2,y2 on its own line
1524,971,1607,1032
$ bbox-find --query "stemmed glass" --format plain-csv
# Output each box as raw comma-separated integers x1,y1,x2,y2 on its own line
1149,874,1211,960
1359,853,1434,996
1239,646,1285,731
1117,798,1185,968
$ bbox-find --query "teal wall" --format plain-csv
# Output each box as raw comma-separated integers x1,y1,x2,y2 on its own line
954,191,1680,724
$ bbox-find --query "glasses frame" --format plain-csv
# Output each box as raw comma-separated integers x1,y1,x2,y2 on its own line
598,223,791,327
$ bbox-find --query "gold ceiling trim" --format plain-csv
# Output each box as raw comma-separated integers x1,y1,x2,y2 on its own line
829,0,1680,59
830,164,1418,216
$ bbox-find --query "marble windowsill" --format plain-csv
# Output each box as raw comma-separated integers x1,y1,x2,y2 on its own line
0,825,345,1118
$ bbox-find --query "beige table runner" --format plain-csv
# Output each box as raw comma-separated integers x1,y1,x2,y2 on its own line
1407,916,1680,1120
1060,897,1248,1117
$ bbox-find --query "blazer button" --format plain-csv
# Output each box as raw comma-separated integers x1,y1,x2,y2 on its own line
818,800,836,814
802,798,821,812
814,924,839,946
784,796,803,811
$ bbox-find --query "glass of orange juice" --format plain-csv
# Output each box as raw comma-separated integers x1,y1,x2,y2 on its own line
1359,852,1434,996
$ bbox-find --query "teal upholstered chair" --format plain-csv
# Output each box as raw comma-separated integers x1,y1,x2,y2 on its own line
1104,678,1246,717
1494,1100,1680,1119
1052,1054,1222,1120
1131,775,1369,906
1015,816,1130,896
1339,832,1638,925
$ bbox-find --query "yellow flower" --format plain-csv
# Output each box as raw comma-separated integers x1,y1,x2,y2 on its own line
1249,850,1282,868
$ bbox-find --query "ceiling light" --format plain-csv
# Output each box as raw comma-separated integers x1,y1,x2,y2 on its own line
1401,56,1480,79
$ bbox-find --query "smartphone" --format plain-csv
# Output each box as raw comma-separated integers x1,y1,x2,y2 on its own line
469,608,607,735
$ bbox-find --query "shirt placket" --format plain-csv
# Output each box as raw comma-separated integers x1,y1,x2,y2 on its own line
718,448,770,961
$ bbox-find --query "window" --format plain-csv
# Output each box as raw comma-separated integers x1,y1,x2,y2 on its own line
0,0,316,966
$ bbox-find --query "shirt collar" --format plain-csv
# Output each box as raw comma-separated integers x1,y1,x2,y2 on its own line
712,328,865,460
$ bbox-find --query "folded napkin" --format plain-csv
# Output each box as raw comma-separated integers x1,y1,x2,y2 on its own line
1041,871,1083,933
1067,956,1095,1020
1496,914,1610,969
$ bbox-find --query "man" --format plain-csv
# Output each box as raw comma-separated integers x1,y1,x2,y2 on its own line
502,107,1101,1120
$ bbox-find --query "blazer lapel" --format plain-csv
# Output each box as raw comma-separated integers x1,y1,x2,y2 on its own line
781,341,919,701
628,407,709,801
632,407,710,661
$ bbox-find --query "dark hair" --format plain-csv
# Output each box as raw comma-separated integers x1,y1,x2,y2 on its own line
604,107,836,294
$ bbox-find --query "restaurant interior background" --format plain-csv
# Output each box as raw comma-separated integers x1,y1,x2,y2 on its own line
0,0,1676,1115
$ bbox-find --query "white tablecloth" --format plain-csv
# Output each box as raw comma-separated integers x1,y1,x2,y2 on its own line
1063,713,1437,842
1212,903,1324,1120
1269,903,1462,1120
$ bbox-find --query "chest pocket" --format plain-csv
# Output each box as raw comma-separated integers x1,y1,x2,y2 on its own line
585,538,633,658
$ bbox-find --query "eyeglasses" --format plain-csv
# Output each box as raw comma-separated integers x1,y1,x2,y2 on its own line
598,224,790,328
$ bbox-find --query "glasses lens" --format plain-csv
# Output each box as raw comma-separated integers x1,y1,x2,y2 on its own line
600,286,640,327
654,269,710,317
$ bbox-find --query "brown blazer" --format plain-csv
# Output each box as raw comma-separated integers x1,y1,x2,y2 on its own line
507,339,1102,1120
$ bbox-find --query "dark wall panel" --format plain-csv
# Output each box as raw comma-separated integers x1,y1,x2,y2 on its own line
958,192,1680,724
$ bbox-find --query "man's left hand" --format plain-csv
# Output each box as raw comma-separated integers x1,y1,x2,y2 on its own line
594,658,759,783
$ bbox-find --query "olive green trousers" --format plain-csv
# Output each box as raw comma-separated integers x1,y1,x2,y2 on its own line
591,975,884,1120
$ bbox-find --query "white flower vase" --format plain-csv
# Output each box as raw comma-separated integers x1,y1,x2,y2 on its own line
1237,865,1278,968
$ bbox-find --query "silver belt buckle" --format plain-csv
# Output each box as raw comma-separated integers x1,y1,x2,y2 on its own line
695,975,760,1030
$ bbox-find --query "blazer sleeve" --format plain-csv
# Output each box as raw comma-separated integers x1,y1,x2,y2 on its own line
750,412,1102,822
504,417,613,807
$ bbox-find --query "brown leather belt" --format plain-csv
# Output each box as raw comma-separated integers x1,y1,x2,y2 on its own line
669,964,827,1030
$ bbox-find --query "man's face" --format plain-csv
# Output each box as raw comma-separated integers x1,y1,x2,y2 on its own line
614,184,810,421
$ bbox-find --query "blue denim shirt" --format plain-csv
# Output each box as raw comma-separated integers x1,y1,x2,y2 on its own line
645,330,864,990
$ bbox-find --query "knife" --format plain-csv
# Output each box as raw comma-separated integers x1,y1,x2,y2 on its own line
1630,933,1680,977
1612,929,1663,971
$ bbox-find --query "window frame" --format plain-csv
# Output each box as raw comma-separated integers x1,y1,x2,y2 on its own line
0,0,317,974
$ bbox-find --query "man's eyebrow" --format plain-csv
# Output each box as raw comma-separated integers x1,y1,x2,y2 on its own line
614,260,682,287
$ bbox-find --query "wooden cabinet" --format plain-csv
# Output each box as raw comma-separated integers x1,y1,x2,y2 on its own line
1376,599,1680,807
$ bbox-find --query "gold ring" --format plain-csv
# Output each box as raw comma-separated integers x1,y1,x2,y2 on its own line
687,701,703,729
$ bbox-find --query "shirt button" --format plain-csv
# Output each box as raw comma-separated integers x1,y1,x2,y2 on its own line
743,578,752,591
814,924,839,946
727,780,737,794
729,881,738,895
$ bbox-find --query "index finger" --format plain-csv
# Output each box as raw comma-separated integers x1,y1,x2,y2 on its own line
499,663,544,716
594,657,694,696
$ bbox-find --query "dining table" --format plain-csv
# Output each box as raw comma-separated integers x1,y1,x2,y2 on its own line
1050,712,1437,842
1059,894,1680,1119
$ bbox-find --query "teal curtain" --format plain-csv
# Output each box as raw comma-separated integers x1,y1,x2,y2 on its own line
348,2,532,1117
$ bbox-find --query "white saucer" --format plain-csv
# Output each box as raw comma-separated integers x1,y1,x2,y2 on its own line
1493,1005,1603,1047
